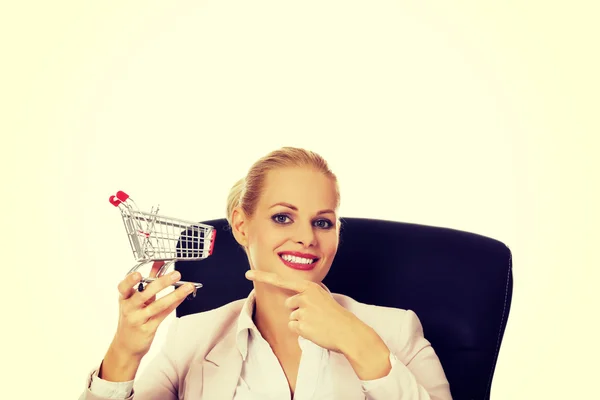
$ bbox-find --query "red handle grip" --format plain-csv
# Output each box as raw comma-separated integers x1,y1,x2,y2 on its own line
109,191,130,207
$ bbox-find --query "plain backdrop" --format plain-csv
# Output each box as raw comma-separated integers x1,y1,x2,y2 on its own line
1,1,598,399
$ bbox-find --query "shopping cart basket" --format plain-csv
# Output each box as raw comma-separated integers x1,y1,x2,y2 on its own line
109,190,216,298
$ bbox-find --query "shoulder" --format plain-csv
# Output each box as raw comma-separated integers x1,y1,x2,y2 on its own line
332,293,429,354
332,292,419,329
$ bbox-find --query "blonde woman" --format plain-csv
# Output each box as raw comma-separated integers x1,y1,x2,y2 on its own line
80,147,452,400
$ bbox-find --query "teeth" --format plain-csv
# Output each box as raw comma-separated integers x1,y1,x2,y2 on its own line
281,254,315,264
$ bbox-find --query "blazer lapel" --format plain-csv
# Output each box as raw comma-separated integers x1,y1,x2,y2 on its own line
200,326,243,400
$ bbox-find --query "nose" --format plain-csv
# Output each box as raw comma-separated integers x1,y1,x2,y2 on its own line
294,222,317,247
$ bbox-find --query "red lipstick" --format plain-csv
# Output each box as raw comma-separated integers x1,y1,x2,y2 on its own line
278,251,319,271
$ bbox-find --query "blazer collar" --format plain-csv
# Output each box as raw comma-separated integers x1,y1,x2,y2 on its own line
236,281,335,361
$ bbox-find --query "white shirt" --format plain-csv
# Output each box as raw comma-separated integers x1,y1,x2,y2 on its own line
89,289,398,399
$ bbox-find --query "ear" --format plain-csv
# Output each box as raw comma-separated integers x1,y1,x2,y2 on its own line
231,207,249,248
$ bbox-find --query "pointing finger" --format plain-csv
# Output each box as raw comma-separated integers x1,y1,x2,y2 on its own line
245,270,307,292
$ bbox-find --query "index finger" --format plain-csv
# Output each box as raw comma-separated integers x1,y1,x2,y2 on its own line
118,271,142,300
118,261,165,301
245,270,308,292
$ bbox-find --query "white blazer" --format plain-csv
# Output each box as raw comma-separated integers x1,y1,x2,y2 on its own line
80,290,452,400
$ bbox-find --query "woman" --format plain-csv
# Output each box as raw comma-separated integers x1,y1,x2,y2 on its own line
80,147,452,400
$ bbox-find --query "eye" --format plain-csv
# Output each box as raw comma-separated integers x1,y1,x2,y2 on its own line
272,214,292,224
314,219,333,229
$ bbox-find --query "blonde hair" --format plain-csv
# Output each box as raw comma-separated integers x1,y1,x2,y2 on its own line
226,147,340,226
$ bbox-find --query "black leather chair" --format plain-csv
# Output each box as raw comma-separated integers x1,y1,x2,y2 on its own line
175,217,513,400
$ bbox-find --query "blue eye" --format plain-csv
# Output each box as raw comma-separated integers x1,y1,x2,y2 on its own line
314,219,333,229
272,214,334,229
272,214,292,224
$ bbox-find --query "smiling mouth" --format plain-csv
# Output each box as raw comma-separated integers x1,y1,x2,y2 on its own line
278,253,319,270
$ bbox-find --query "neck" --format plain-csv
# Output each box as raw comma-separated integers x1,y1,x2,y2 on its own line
253,284,300,350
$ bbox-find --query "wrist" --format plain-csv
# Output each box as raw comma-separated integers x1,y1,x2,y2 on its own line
99,342,143,382
339,321,377,356
340,325,391,381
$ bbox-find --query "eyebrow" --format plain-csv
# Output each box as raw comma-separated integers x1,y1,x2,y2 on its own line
269,202,336,216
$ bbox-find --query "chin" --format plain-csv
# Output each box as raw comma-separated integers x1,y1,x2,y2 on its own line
281,262,330,283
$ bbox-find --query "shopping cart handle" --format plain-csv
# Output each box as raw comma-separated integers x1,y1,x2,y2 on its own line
109,191,130,207
138,277,203,298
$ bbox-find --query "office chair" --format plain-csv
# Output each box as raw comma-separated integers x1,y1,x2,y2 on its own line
175,217,513,400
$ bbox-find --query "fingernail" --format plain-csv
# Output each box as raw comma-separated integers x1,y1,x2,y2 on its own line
185,284,195,293
171,271,181,281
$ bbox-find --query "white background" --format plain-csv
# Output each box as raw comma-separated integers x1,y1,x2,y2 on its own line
2,1,598,399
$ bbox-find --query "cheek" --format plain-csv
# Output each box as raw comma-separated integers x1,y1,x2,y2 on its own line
247,228,287,265
263,225,290,248
320,231,339,258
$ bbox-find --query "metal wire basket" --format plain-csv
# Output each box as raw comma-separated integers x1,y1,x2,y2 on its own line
109,190,216,298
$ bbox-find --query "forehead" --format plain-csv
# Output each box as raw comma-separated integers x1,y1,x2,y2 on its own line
258,167,337,211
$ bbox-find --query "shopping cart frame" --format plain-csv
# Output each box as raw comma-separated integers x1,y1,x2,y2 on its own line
109,191,216,298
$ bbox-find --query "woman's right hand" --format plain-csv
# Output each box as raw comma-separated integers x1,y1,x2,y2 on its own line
99,261,195,381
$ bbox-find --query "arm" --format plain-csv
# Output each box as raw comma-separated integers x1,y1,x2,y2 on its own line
79,318,181,400
341,310,452,400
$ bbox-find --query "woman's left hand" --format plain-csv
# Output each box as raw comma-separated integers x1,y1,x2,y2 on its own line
245,270,377,354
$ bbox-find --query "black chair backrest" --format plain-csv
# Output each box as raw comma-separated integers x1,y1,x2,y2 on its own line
175,217,513,400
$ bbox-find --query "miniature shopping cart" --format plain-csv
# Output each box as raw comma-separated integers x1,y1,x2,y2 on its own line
109,191,216,298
